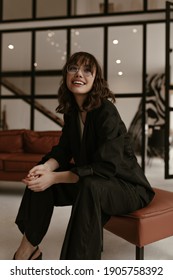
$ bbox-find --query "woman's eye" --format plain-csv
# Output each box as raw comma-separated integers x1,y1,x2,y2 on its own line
68,65,78,72
84,67,92,74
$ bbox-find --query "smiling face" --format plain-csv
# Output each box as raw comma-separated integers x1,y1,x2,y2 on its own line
57,52,113,114
66,61,96,103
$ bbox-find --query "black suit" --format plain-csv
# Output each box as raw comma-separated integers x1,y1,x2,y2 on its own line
15,100,155,259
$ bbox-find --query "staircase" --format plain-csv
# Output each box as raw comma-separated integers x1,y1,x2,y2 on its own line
1,78,64,128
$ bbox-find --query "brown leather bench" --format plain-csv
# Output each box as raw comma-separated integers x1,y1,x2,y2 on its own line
104,188,173,259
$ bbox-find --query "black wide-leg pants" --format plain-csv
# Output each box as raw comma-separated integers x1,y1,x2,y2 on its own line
15,175,144,260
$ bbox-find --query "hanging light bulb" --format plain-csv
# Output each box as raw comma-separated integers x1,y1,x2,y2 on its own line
8,44,14,50
116,59,121,64
113,39,119,45
118,71,123,76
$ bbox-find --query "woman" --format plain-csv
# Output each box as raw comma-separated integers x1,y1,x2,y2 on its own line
14,51,155,260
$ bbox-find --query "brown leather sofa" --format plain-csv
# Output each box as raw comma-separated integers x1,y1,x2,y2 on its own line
0,129,62,182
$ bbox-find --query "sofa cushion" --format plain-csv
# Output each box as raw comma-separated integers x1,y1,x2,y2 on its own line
0,153,11,170
3,153,43,172
23,130,62,154
0,153,12,170
0,130,24,153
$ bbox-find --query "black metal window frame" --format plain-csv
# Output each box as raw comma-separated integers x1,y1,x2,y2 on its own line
165,1,173,178
0,16,169,170
0,0,169,23
0,1,172,177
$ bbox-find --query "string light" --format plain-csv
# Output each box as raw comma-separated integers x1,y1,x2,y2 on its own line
118,71,123,76
8,44,14,50
116,59,121,64
113,39,119,45
133,28,138,33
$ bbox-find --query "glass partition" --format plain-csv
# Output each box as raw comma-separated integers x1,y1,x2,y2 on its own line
71,0,104,15
36,0,67,18
108,25,143,93
70,28,104,66
34,99,62,131
0,98,30,129
116,97,143,162
35,76,61,95
1,0,172,22
1,77,31,96
107,0,143,13
35,30,67,70
146,24,166,167
3,0,32,20
2,32,32,71
148,0,167,10
146,24,165,76
116,97,141,130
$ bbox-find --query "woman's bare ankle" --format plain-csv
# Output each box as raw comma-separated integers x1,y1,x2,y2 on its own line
14,234,39,260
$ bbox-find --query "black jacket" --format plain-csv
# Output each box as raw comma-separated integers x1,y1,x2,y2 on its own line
41,99,154,200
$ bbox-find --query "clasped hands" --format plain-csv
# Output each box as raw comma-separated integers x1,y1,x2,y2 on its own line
22,164,57,192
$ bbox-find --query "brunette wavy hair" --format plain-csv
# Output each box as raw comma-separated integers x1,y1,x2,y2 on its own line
56,52,115,114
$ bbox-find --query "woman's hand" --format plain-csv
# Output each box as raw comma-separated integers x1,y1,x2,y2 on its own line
22,169,57,192
22,159,60,192
22,163,56,192
22,162,79,192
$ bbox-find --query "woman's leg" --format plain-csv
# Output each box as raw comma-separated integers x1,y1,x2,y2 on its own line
15,183,79,259
13,234,42,260
60,176,144,260
15,186,55,246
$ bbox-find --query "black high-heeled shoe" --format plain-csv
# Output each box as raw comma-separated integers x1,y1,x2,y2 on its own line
13,246,42,260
